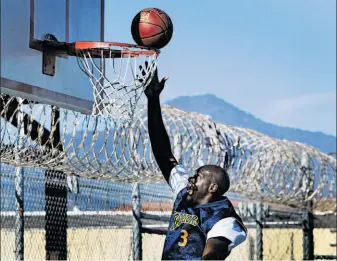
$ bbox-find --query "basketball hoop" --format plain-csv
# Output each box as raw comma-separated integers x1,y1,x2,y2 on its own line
31,37,160,119
72,42,160,119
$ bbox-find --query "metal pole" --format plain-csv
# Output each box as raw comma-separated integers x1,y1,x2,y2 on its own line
301,152,314,260
302,203,314,260
15,167,24,260
248,236,255,261
45,107,67,260
45,170,67,260
290,232,295,261
256,202,264,260
132,183,142,260
15,98,24,260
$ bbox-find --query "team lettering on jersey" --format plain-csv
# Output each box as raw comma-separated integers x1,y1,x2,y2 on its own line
170,211,199,230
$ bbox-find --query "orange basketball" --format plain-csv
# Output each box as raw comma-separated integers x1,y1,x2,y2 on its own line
131,8,173,49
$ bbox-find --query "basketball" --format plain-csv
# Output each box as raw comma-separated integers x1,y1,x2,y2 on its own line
131,8,173,49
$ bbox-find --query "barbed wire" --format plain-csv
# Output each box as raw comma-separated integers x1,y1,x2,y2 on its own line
0,94,336,211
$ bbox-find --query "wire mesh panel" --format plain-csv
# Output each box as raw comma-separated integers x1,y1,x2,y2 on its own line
262,228,303,260
139,183,172,260
66,176,134,260
1,164,16,260
261,213,304,260
1,164,136,260
1,164,46,260
313,213,337,260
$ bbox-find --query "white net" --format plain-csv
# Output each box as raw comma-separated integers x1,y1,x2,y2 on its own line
0,94,336,211
75,46,158,119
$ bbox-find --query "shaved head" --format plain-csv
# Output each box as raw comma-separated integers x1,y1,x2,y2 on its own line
185,164,231,206
198,165,230,195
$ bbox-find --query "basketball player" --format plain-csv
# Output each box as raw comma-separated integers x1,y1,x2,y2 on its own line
143,64,247,260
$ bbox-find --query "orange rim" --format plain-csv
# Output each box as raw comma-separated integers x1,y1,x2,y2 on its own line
73,41,160,56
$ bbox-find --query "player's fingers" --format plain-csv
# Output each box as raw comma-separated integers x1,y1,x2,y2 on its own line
139,65,148,78
152,68,158,79
157,77,168,92
141,66,148,77
160,77,169,85
136,75,144,83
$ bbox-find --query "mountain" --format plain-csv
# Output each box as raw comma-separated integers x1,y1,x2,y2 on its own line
165,94,336,154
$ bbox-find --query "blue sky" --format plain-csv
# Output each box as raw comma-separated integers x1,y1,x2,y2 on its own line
107,1,336,135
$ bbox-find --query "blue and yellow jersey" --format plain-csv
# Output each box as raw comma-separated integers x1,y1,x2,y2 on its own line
162,165,247,260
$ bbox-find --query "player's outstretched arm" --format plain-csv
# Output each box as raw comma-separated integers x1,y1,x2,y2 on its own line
143,64,178,182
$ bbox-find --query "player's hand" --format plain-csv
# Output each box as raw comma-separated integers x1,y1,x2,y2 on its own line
139,61,168,99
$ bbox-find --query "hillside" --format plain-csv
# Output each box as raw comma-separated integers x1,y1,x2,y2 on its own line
166,94,336,154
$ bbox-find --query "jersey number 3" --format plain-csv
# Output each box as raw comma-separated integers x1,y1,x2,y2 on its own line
178,229,188,247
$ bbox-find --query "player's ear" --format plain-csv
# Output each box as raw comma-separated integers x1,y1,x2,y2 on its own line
208,183,218,193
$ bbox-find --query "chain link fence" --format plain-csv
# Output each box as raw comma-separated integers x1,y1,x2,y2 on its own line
1,164,135,260
1,93,336,260
1,163,336,260
313,213,337,260
1,164,47,260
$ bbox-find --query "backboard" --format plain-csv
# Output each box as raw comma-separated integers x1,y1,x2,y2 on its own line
1,0,105,114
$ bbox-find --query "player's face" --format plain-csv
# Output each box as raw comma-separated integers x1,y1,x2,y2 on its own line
186,169,215,206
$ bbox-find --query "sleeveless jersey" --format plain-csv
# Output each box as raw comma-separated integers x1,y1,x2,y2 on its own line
162,165,247,260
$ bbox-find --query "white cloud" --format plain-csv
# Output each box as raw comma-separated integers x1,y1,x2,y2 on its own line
259,90,336,135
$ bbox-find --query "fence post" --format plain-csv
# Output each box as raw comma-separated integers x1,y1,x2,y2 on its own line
15,98,24,260
290,232,295,260
248,236,255,261
45,107,67,260
132,183,142,260
302,205,314,260
301,152,314,260
45,170,67,260
256,202,264,260
302,203,314,260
